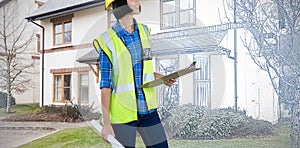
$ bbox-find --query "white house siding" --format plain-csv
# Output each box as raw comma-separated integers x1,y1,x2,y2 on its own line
135,0,206,106
2,0,40,104
41,6,106,49
137,0,226,31
136,0,278,122
37,0,278,122
210,54,233,108
73,6,108,45
135,0,231,108
219,29,279,123
178,54,195,105
41,5,106,109
197,0,225,27
134,0,161,34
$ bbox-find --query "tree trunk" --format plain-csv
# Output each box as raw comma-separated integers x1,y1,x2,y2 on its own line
5,94,11,113
279,100,283,118
5,78,11,113
290,102,300,148
5,60,11,113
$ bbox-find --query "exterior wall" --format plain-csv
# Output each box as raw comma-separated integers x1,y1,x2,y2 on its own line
137,0,278,122
178,54,194,105
135,0,161,34
42,49,87,105
41,6,107,50
74,6,108,45
210,54,234,109
137,0,225,31
43,48,100,109
41,5,106,110
3,0,40,104
218,29,279,123
196,0,224,26
38,0,278,122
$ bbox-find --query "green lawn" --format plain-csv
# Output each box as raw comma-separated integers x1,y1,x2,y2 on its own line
0,104,40,117
19,121,291,148
2,104,292,148
18,127,111,148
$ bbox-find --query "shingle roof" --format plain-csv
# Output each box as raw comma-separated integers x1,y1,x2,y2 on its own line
26,0,104,20
77,23,233,64
77,30,227,64
0,0,11,8
77,49,99,64
150,23,240,56
150,31,227,56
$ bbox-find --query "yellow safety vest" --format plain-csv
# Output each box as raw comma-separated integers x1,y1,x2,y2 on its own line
93,23,157,124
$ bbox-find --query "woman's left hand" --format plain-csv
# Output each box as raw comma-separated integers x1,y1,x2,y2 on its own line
164,78,176,87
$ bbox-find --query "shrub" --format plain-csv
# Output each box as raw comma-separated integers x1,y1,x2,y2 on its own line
39,105,63,113
0,92,16,108
77,102,102,121
39,102,102,122
62,103,83,122
158,104,274,140
231,118,274,138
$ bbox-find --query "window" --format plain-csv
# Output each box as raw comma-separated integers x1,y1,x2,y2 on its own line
161,0,176,29
53,21,72,45
161,0,196,29
156,57,179,107
53,74,71,102
51,14,74,45
179,0,195,25
193,54,210,107
78,73,89,103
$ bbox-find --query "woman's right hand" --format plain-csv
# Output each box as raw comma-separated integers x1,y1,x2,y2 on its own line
101,123,115,143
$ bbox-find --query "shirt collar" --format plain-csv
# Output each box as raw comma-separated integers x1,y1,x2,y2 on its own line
112,18,138,38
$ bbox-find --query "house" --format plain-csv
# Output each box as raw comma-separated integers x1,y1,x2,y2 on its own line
0,0,40,104
26,0,279,123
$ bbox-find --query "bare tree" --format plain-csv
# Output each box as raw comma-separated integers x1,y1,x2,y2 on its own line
224,0,299,147
0,1,36,113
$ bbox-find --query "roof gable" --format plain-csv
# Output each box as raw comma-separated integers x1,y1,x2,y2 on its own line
26,0,104,21
0,0,12,8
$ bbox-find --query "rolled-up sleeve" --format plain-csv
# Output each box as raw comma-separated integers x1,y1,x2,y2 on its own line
99,49,113,89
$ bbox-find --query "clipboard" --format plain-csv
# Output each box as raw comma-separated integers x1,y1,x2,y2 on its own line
138,62,201,88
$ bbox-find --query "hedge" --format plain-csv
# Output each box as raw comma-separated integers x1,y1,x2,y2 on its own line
158,104,274,140
0,92,16,108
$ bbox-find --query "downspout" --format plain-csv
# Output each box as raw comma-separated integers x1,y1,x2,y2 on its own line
233,0,238,111
28,18,45,107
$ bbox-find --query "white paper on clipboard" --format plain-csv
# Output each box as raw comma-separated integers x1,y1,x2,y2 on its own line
139,62,201,88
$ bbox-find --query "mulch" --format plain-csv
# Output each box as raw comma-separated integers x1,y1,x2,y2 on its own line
1,113,84,122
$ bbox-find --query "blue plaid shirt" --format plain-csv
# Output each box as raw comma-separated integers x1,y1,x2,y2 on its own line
99,19,154,115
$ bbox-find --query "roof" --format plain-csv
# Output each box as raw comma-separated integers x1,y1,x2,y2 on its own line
77,24,230,64
0,0,11,8
150,23,239,56
150,31,227,56
26,0,104,21
77,49,99,64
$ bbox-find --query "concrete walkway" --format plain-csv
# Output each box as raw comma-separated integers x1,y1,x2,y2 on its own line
0,120,90,148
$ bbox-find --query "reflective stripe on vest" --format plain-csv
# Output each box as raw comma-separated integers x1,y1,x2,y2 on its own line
94,23,157,124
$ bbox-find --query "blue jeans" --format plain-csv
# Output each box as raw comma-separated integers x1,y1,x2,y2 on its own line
111,111,168,148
